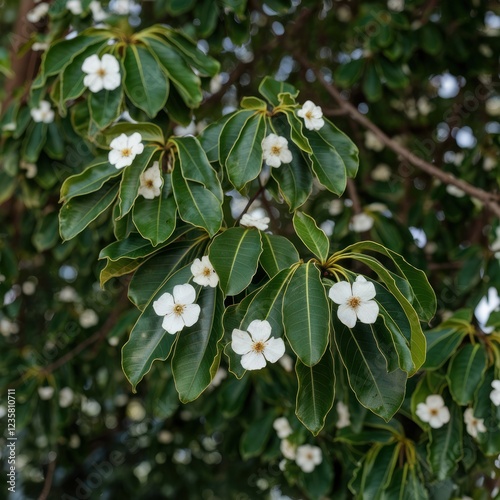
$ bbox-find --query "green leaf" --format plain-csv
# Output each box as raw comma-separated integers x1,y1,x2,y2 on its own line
376,58,409,90
32,212,60,252
225,113,266,190
164,0,197,15
39,33,109,82
199,115,231,163
427,399,463,480
128,233,207,309
97,122,165,148
59,179,119,241
169,136,223,201
447,344,487,405
333,314,407,421
146,37,202,108
123,45,169,117
283,262,330,366
89,86,123,130
258,76,298,107
420,24,443,56
44,123,65,159
295,349,335,435
208,227,262,296
60,158,121,201
172,286,224,402
335,59,364,88
219,110,255,164
163,29,220,76
100,231,169,261
260,233,299,278
22,122,47,163
284,109,312,153
423,325,468,370
240,412,275,460
240,96,267,110
363,62,383,102
171,162,223,236
132,179,177,247
293,211,330,262
99,257,144,287
118,145,158,217
122,265,192,390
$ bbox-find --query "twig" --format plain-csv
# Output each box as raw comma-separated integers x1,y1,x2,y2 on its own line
346,178,362,214
295,53,500,218
38,457,56,500
234,183,266,225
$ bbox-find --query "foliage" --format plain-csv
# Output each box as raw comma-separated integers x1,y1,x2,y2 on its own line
1,0,500,498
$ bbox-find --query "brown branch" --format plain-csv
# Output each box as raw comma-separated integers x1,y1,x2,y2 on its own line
38,457,56,500
295,54,500,219
346,178,362,214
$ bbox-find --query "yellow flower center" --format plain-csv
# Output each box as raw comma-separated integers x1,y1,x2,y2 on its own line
202,267,212,277
145,179,154,188
429,408,438,416
305,110,313,119
347,296,361,309
252,341,266,353
271,145,281,155
173,304,185,315
97,68,107,77
121,148,132,157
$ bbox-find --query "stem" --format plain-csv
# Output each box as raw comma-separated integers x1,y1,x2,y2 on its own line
234,182,266,225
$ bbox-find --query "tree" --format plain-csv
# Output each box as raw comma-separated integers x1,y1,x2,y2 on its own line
1,0,500,498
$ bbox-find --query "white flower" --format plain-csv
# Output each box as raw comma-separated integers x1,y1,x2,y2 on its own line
387,0,404,12
57,286,79,303
81,397,101,417
297,100,325,131
364,130,384,151
109,0,138,15
336,401,351,429
22,281,36,295
20,161,37,178
191,256,219,288
336,5,352,22
371,163,391,182
329,276,379,328
138,161,162,199
79,309,99,328
483,157,496,172
27,2,49,23
240,213,270,231
350,213,374,233
486,96,500,117
30,100,54,124
490,380,500,406
0,319,19,337
32,42,49,51
173,121,196,137
295,444,322,473
446,184,466,198
278,353,294,372
273,417,293,439
280,439,296,460
66,0,83,15
261,134,293,168
89,0,107,22
38,386,55,400
464,408,486,438
210,74,223,94
153,284,201,334
210,367,227,388
59,387,74,408
417,96,433,116
108,132,144,169
82,54,121,93
231,319,285,370
415,394,450,429
328,199,344,216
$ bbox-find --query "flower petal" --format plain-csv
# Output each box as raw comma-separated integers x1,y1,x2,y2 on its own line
182,303,201,327
101,53,120,73
110,133,128,150
241,351,267,370
162,313,184,334
231,329,253,355
128,132,143,147
352,279,376,301
356,300,379,324
247,319,272,342
172,283,196,305
103,72,121,90
82,54,101,74
328,281,352,304
426,394,445,409
337,304,357,328
153,293,174,316
263,337,285,363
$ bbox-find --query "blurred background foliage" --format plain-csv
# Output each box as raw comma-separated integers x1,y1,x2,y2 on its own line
0,0,500,498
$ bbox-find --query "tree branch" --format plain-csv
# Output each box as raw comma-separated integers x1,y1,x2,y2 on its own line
295,54,500,218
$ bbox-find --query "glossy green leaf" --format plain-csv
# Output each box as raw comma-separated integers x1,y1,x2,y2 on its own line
59,180,119,241
208,227,262,296
171,163,223,236
284,109,312,153
240,96,267,110
199,115,231,163
283,262,330,366
22,122,47,163
147,37,202,108
170,136,223,201
172,286,224,402
118,145,158,218
333,314,407,421
98,122,165,148
258,76,298,107
44,123,65,159
240,412,275,460
335,59,364,88
363,62,383,102
123,45,169,117
122,266,192,390
89,86,123,130
293,211,330,262
132,180,177,247
260,233,299,278
60,158,121,201
427,399,463,480
423,325,469,370
218,110,255,164
447,344,487,405
295,349,335,435
225,113,266,190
